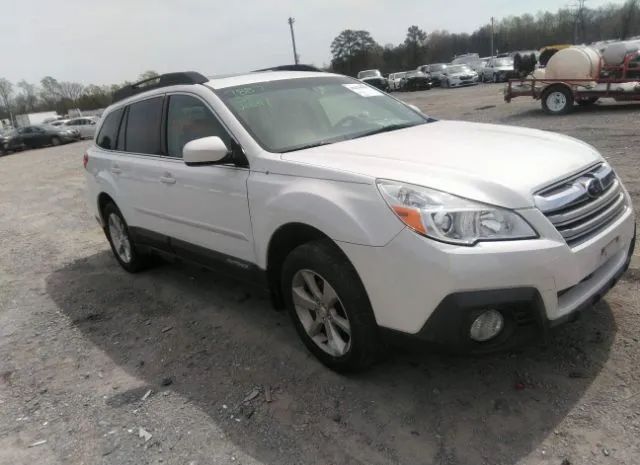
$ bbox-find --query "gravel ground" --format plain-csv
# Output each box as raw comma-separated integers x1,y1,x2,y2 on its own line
1,84,639,465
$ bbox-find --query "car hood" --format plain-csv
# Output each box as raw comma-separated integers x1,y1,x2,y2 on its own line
449,72,476,77
281,121,603,208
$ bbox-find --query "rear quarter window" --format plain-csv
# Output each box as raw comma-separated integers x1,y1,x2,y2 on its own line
96,108,124,149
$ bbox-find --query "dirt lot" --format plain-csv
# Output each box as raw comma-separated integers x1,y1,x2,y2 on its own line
1,84,639,465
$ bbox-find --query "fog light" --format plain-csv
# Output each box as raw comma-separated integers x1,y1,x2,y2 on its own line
470,309,504,342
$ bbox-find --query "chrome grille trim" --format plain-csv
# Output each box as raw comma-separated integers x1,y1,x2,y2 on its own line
556,193,625,242
546,179,620,226
535,164,628,246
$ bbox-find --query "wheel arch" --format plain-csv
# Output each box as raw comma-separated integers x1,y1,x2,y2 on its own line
97,192,116,227
265,222,352,309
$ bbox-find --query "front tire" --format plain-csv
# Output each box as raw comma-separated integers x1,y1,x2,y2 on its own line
542,85,574,115
103,202,150,273
282,240,380,372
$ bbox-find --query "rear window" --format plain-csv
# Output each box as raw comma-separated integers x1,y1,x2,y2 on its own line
96,108,124,149
125,97,163,155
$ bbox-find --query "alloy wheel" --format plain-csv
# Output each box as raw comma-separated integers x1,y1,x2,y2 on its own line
291,269,351,357
108,213,132,263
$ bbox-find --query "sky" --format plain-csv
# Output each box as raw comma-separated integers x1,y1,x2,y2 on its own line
0,0,620,86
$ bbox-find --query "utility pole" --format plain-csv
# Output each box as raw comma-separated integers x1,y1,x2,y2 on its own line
288,17,299,65
490,17,495,57
571,0,587,44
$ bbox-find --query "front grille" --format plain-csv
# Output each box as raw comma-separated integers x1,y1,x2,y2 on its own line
534,164,628,246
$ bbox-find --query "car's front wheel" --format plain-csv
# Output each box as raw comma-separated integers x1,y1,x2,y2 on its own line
282,240,379,372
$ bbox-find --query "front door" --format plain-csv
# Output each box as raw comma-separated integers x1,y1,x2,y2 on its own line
158,93,254,263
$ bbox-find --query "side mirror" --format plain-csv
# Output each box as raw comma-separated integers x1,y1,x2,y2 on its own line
183,136,230,166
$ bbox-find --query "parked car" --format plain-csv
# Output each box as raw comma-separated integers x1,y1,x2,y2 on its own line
0,129,25,154
401,70,432,91
476,57,491,78
356,69,389,91
85,70,635,372
57,117,98,139
17,125,80,149
48,119,69,127
419,63,448,86
440,64,480,87
451,53,483,72
388,72,407,91
482,57,516,82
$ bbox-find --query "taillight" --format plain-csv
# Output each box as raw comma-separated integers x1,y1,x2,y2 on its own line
83,152,89,169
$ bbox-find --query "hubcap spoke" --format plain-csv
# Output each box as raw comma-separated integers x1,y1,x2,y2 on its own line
325,320,346,356
322,282,338,307
330,310,350,335
292,286,316,311
307,319,324,337
300,270,323,301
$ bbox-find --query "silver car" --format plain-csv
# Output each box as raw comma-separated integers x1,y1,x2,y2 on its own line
59,117,98,139
482,57,515,83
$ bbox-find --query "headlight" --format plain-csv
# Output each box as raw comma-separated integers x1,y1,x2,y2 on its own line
376,180,537,246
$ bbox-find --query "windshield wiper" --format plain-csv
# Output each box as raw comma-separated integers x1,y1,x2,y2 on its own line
280,138,344,153
352,122,424,140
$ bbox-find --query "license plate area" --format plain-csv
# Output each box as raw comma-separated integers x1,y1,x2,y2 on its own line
600,236,622,266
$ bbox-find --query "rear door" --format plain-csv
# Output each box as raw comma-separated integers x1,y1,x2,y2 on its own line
158,93,254,263
115,96,175,249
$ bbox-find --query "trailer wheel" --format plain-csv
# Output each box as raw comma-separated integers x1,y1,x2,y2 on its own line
577,97,599,106
541,85,574,115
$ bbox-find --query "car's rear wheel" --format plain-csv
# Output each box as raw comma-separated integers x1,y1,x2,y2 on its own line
282,240,379,372
103,202,150,273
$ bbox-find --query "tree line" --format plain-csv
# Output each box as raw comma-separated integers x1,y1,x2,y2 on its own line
2,1,639,123
330,0,640,75
0,71,159,123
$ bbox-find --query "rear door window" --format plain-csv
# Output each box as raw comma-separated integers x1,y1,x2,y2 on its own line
125,97,164,155
97,108,124,150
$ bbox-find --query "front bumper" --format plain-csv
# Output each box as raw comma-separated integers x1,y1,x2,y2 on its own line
338,201,635,348
449,78,480,87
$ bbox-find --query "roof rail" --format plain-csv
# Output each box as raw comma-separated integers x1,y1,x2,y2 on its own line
253,64,324,72
112,71,209,103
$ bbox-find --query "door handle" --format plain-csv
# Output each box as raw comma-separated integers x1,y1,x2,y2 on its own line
160,175,176,185
111,165,122,175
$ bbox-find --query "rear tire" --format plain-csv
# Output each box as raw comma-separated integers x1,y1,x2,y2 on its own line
102,202,151,273
541,85,574,115
281,239,380,372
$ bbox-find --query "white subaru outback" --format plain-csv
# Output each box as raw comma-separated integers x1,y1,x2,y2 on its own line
84,69,635,371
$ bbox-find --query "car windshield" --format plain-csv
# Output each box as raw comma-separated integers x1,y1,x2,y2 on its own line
447,65,472,73
358,70,381,79
430,64,446,71
217,76,429,153
405,71,423,77
495,58,514,66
